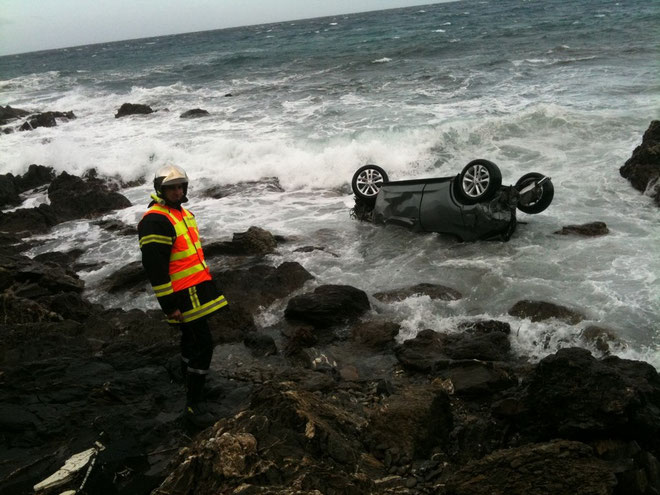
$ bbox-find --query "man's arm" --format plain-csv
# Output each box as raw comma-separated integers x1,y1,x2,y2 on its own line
138,213,179,316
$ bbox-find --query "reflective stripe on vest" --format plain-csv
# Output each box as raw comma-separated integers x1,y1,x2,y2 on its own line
143,204,212,291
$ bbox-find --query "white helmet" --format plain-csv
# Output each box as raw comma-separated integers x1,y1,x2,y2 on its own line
154,164,188,196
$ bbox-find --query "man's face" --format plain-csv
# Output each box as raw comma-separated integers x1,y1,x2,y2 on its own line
162,183,185,203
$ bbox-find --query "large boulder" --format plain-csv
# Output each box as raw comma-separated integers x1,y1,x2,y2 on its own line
0,105,30,125
508,299,586,324
0,204,60,234
205,226,278,256
395,324,512,372
47,171,131,220
519,348,660,451
284,284,370,328
14,164,55,192
217,261,313,312
0,174,20,207
373,282,462,303
114,103,153,118
554,221,610,237
180,108,210,118
19,111,76,131
620,120,660,206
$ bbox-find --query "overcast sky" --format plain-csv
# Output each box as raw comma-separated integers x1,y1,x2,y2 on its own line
0,0,451,56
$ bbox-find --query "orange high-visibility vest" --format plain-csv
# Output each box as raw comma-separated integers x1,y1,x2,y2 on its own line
143,204,212,291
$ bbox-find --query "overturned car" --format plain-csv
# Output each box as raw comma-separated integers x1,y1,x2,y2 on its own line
350,159,554,241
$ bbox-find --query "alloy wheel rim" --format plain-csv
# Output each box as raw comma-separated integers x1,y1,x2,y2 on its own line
462,164,491,198
356,169,384,197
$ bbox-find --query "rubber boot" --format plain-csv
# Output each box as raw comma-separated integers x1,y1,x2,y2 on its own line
185,373,216,429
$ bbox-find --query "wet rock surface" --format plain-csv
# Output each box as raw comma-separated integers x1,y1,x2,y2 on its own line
114,103,154,118
508,299,586,324
179,108,210,118
374,282,463,303
1,166,659,495
19,111,76,131
620,120,660,206
555,221,610,236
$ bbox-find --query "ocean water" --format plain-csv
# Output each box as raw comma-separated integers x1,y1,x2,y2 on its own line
1,0,659,367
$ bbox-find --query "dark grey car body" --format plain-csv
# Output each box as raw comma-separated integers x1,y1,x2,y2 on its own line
372,176,517,241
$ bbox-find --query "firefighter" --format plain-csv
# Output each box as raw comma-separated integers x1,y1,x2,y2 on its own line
138,164,227,426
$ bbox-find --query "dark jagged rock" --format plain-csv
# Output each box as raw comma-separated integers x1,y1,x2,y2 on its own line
366,384,453,460
0,173,20,207
19,111,76,131
180,108,210,118
395,325,512,372
208,303,258,344
243,332,278,357
14,164,55,192
351,320,400,349
48,171,131,220
205,226,278,256
555,221,610,237
104,260,147,293
374,282,462,303
518,348,660,451
580,325,623,354
92,218,138,236
217,261,313,312
620,120,660,206
445,440,617,495
33,248,84,267
0,105,30,125
293,245,340,257
115,103,154,118
508,299,586,324
202,177,284,199
0,204,60,234
284,284,370,328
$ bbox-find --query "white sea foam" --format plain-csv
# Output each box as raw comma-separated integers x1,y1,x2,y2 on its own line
372,57,392,64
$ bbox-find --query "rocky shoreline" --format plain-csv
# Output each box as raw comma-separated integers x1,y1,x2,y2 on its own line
0,124,659,495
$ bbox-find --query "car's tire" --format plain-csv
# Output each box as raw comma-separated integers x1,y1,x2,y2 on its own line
515,172,554,214
351,164,388,202
455,159,502,204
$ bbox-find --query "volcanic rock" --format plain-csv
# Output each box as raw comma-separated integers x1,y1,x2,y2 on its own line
202,177,284,199
351,320,400,349
114,103,154,118
620,120,660,206
0,173,20,207
580,325,623,354
180,108,210,118
0,204,60,234
508,299,586,324
19,111,76,131
14,164,55,192
445,440,617,495
555,221,610,236
243,332,278,357
48,171,131,220
284,284,370,328
519,348,660,450
366,384,452,460
0,104,30,125
216,261,314,312
374,282,462,303
205,226,278,256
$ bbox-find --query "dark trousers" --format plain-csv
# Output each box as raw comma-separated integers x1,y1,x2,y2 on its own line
180,317,213,405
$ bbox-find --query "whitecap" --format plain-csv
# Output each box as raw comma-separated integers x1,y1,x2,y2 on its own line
434,29,446,33
372,57,392,64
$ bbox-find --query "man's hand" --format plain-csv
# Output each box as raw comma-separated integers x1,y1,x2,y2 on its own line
168,309,184,322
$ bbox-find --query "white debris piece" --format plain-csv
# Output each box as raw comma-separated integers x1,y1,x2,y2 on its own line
33,446,98,493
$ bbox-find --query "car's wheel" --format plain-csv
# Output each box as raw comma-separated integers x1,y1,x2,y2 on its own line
515,172,554,214
351,164,388,202
456,159,502,204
